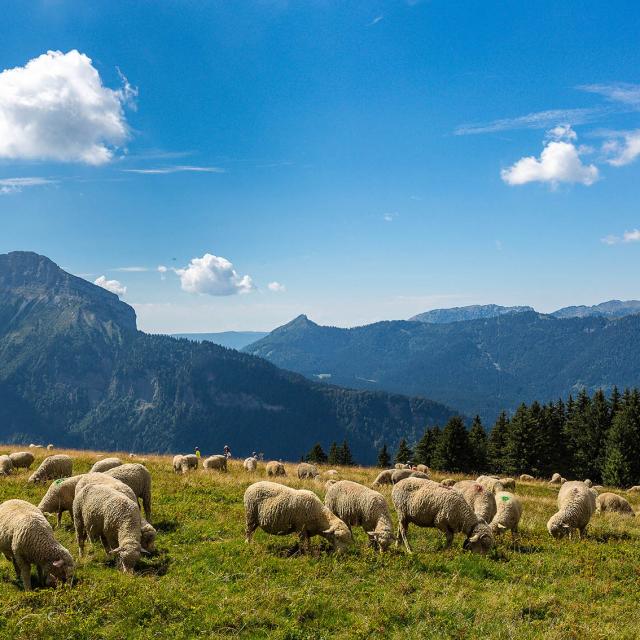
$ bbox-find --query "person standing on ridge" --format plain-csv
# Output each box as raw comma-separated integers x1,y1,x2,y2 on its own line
224,444,231,459
195,447,201,459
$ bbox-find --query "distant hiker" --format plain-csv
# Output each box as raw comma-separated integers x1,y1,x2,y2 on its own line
195,447,201,459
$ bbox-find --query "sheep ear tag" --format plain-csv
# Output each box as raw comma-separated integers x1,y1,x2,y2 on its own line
501,495,510,502
55,478,65,486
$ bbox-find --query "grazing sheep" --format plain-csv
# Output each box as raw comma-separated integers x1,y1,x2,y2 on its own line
372,469,394,486
395,463,410,470
0,455,13,476
547,481,596,539
73,484,144,573
243,457,258,472
584,479,593,488
628,486,640,493
140,520,157,553
203,455,227,472
172,455,186,473
266,461,286,477
490,491,523,537
596,492,635,517
519,474,535,482
38,476,84,527
392,469,430,484
105,464,152,522
244,481,353,552
476,476,504,494
8,452,35,470
90,458,122,473
392,478,494,554
593,485,604,492
561,477,567,484
325,480,394,551
324,469,339,477
28,455,73,484
172,454,199,473
549,473,562,485
0,499,74,590
499,478,516,491
29,444,43,449
454,480,497,523
47,444,54,451
440,478,456,487
415,464,430,475
297,463,319,479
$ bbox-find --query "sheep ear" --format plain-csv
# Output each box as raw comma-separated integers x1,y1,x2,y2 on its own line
140,548,151,555
468,533,480,543
52,559,65,568
108,546,123,555
497,523,507,530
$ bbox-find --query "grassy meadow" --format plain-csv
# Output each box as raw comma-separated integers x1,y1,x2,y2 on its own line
1,447,640,639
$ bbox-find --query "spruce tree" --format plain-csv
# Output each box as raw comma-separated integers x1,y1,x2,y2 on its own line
504,403,542,475
306,443,328,463
603,392,640,487
488,412,510,473
327,441,340,465
377,444,391,468
394,438,414,465
467,415,488,472
340,440,354,466
432,416,471,472
414,426,441,467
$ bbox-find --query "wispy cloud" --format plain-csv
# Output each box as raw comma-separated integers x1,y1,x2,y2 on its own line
601,229,640,245
383,212,398,222
123,165,225,175
367,15,384,26
601,129,640,166
0,177,56,194
268,281,286,293
579,83,640,107
111,266,151,272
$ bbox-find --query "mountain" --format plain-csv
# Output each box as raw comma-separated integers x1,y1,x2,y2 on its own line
172,331,269,350
0,252,457,462
409,304,534,324
244,311,640,422
551,300,640,319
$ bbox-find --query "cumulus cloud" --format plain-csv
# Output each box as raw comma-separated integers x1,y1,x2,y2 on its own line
602,130,640,166
602,229,640,245
268,281,286,292
0,49,134,165
501,127,598,187
0,177,56,194
175,253,255,296
94,275,127,296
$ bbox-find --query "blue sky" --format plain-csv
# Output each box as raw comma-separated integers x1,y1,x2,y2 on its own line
1,1,639,333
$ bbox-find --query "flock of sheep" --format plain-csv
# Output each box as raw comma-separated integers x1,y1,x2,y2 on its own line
0,448,637,591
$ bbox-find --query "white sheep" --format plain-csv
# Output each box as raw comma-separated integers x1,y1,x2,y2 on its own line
519,474,535,482
324,480,394,551
105,464,152,522
266,461,286,477
372,469,394,486
415,464,430,475
549,472,563,485
547,481,596,539
172,455,186,473
454,480,497,523
38,476,84,527
90,458,122,473
243,457,258,472
8,452,35,469
499,477,516,491
0,455,13,476
394,463,410,470
596,492,635,517
490,491,523,537
392,469,430,484
0,499,75,590
73,484,145,573
173,454,198,473
296,463,319,479
324,469,339,478
627,486,640,493
392,478,494,554
203,455,227,472
28,455,73,484
476,476,505,494
244,481,352,552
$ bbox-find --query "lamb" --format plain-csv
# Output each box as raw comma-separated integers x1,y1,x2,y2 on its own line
454,480,497,523
0,499,75,590
392,478,494,554
392,469,429,484
9,452,35,469
73,484,144,573
105,464,152,522
476,476,505,494
243,457,258,472
596,492,635,517
38,476,84,527
203,455,227,472
266,461,286,477
440,478,456,487
28,455,73,484
547,481,596,539
415,464,430,475
489,491,523,537
324,480,394,551
0,455,13,476
372,469,394,486
519,474,535,482
297,463,319,479
90,458,122,473
244,481,352,552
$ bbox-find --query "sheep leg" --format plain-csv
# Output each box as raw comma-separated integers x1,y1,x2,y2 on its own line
398,520,412,554
245,519,257,544
143,492,152,523
15,556,31,590
444,528,454,549
56,511,62,529
579,526,587,539
75,518,87,557
298,529,310,554
37,564,45,586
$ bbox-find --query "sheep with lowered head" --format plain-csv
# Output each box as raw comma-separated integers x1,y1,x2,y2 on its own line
489,491,523,537
547,481,596,539
372,469,394,486
392,478,494,554
243,457,258,472
549,473,562,485
392,469,430,484
476,476,504,494
519,474,535,482
0,499,75,590
173,454,198,473
28,455,73,484
325,480,394,551
499,478,516,491
0,455,13,476
105,463,152,522
172,455,186,473
203,455,227,472
395,463,410,470
297,462,319,480
596,492,635,517
415,464,430,475
90,458,122,473
454,480,497,523
8,452,35,470
244,481,352,552
38,476,84,527
266,461,286,477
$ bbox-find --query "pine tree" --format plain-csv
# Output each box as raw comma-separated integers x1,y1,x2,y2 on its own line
327,441,340,465
488,412,510,473
414,426,441,467
394,438,414,465
432,416,471,472
504,403,543,475
467,415,488,472
377,444,391,468
306,442,328,464
340,440,354,466
602,392,640,487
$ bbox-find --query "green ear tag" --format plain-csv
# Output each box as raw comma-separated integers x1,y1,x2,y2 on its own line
501,495,510,501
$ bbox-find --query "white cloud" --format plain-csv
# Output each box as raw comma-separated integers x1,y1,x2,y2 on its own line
0,176,56,194
268,281,286,292
123,165,225,175
94,275,127,296
368,15,384,26
601,229,640,245
383,212,398,222
602,130,640,166
0,50,134,165
157,265,168,273
175,253,255,296
579,83,640,107
546,124,577,141
501,128,599,187
111,266,149,272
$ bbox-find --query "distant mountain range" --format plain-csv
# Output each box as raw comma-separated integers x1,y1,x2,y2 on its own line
172,331,269,350
550,300,640,319
0,252,456,462
244,310,640,422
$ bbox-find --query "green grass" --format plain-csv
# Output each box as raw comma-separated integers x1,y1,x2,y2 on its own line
1,448,640,639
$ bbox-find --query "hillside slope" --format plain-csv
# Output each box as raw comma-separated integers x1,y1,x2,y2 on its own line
0,252,456,461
